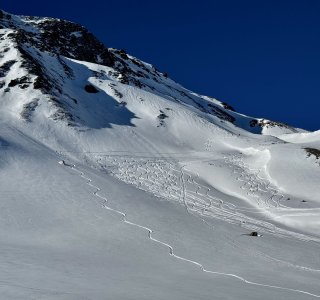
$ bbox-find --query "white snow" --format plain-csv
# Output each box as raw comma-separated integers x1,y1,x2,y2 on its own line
0,11,320,299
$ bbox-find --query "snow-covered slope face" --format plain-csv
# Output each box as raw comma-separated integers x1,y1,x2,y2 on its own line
1,10,320,299
0,10,303,135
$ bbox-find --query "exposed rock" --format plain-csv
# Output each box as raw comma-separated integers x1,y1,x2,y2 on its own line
250,119,258,127
157,110,168,127
8,76,31,88
207,104,235,123
84,84,99,93
113,49,129,60
0,59,16,77
20,98,39,121
17,45,54,92
0,11,114,68
305,148,320,160
118,101,127,107
250,118,295,131
221,101,235,111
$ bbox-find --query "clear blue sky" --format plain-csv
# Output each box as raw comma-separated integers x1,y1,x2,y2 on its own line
3,0,320,130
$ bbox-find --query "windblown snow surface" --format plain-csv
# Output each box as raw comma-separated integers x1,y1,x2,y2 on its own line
0,10,320,299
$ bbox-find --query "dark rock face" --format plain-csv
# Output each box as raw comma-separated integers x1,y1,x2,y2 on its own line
221,101,235,112
158,111,168,120
250,119,258,127
113,49,128,60
249,118,295,131
305,148,320,160
17,45,54,92
0,10,114,68
157,110,168,127
84,84,99,93
38,19,114,67
8,76,31,88
20,98,39,121
0,11,168,98
0,60,16,77
109,49,165,89
108,83,123,98
207,104,236,123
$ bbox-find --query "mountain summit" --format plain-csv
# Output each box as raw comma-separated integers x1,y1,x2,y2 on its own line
0,9,300,134
0,10,320,300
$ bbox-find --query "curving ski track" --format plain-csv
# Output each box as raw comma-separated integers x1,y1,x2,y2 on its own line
67,162,320,299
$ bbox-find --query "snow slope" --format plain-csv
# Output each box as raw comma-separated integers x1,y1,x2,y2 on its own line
0,10,320,299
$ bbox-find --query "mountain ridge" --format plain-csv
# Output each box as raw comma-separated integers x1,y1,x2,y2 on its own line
0,9,304,135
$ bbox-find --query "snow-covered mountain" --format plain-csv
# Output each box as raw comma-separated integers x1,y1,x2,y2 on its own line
0,10,320,299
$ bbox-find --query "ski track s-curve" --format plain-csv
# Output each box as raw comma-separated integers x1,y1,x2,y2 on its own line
67,163,320,299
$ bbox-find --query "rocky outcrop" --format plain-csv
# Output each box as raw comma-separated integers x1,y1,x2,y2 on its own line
0,10,114,67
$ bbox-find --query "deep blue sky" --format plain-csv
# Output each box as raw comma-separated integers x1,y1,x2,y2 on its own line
3,0,320,130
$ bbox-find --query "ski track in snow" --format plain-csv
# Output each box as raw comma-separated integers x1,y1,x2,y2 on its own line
66,162,320,299
59,147,320,271
224,153,286,209
94,152,320,243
